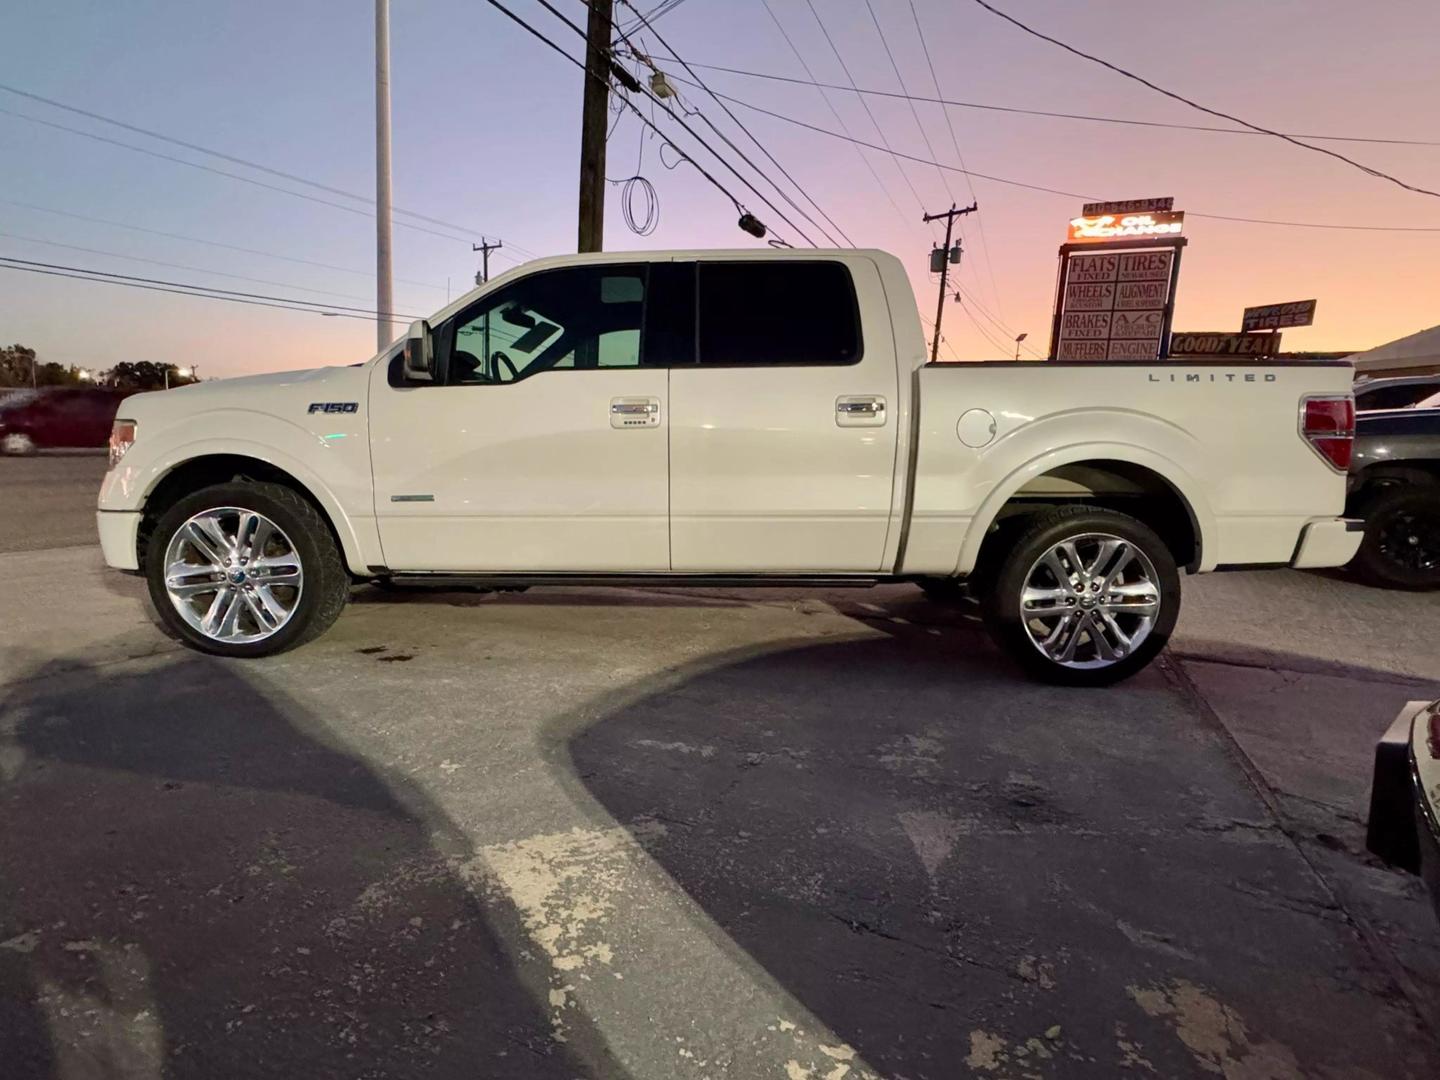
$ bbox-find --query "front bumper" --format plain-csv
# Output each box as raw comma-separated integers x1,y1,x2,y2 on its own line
97,510,142,571
1290,516,1364,569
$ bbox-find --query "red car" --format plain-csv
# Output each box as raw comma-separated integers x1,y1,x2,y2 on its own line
0,387,136,454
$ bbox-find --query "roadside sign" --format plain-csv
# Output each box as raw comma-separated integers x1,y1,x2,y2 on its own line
1170,331,1283,358
1067,210,1184,244
1053,246,1178,362
1081,197,1174,216
1241,299,1316,331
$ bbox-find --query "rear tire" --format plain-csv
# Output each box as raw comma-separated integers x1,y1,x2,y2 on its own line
981,506,1180,687
146,481,350,657
1350,486,1440,590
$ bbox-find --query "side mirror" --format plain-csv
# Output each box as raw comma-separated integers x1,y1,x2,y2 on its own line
402,319,434,382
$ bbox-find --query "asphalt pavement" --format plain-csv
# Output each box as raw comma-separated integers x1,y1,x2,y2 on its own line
0,453,108,553
2,459,1438,1079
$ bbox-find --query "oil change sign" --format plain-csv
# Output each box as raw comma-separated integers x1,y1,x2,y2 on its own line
1056,250,1174,361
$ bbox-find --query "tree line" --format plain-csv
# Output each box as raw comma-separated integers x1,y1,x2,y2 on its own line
0,345,198,390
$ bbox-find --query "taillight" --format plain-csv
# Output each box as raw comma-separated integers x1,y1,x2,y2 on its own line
1300,395,1354,471
109,419,137,468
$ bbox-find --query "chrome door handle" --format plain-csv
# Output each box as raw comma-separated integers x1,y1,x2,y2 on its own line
611,396,661,429
836,395,886,426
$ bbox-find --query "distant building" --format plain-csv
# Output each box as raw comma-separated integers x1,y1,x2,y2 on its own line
1348,324,1440,379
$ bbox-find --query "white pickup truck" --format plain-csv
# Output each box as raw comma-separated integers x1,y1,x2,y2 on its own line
98,249,1361,684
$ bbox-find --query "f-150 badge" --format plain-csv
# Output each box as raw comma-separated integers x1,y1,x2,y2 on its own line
308,402,359,414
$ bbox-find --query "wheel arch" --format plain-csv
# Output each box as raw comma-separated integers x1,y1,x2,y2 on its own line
136,450,367,576
959,445,1213,576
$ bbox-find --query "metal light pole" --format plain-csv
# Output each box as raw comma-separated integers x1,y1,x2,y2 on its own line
1014,332,1028,362
375,0,395,352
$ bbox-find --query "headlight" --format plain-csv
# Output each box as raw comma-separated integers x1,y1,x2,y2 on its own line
109,419,137,468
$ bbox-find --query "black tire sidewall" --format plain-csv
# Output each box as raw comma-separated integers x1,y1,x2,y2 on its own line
146,483,341,658
1353,486,1440,590
983,508,1181,687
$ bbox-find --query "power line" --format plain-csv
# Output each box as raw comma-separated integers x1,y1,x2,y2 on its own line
615,0,853,246
679,61,1440,148
620,0,692,31
0,255,424,318
0,106,486,248
802,0,936,234
907,0,1006,324
0,81,537,257
755,0,916,244
967,0,1440,199
528,0,821,246
502,0,814,246
864,0,954,205
673,81,1440,232
0,197,448,290
953,280,1042,357
957,300,1013,356
0,259,410,322
0,230,379,304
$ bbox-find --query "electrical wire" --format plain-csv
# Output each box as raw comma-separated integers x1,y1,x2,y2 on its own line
967,0,1440,199
506,0,812,245
863,0,955,206
620,0,692,31
528,0,820,245
615,0,853,247
802,0,935,234
0,82,537,256
679,61,1440,148
954,280,1042,358
0,230,381,304
672,80,1440,232
0,258,417,322
907,0,1006,324
0,106,485,248
0,197,447,289
0,255,425,318
755,0,918,246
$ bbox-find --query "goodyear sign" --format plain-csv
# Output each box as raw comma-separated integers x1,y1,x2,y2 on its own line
1169,331,1282,358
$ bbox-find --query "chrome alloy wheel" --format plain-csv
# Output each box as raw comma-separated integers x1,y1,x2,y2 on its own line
1019,533,1162,670
162,507,304,644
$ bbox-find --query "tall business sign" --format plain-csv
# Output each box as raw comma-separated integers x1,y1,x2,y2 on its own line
1049,200,1186,361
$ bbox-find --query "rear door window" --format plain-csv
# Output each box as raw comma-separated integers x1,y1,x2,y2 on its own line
696,261,861,367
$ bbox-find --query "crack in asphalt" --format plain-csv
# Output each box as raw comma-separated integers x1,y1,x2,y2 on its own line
1160,653,1440,1045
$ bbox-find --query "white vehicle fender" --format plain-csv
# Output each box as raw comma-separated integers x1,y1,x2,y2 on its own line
107,411,378,575
954,415,1218,575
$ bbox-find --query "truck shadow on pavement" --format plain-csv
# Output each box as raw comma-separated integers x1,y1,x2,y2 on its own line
0,654,596,1079
563,622,1440,1080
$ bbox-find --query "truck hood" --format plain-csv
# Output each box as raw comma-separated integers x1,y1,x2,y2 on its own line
122,365,370,426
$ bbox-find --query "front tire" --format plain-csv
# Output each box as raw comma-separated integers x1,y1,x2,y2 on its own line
2,432,37,455
981,506,1180,687
146,482,350,657
1350,486,1440,590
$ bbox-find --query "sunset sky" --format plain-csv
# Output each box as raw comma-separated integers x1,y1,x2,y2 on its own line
2,0,1438,378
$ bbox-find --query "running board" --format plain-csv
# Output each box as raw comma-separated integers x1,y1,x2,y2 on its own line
373,572,886,589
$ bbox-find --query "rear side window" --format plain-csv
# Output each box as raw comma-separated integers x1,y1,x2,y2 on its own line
696,261,861,367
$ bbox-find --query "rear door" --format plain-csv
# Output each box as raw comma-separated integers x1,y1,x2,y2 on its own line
668,256,900,572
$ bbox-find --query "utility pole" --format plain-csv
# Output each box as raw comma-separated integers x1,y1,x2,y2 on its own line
375,0,395,352
472,239,503,284
577,0,614,253
922,202,977,362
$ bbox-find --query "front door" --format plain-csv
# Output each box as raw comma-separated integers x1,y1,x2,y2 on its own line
668,256,900,572
368,262,671,572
